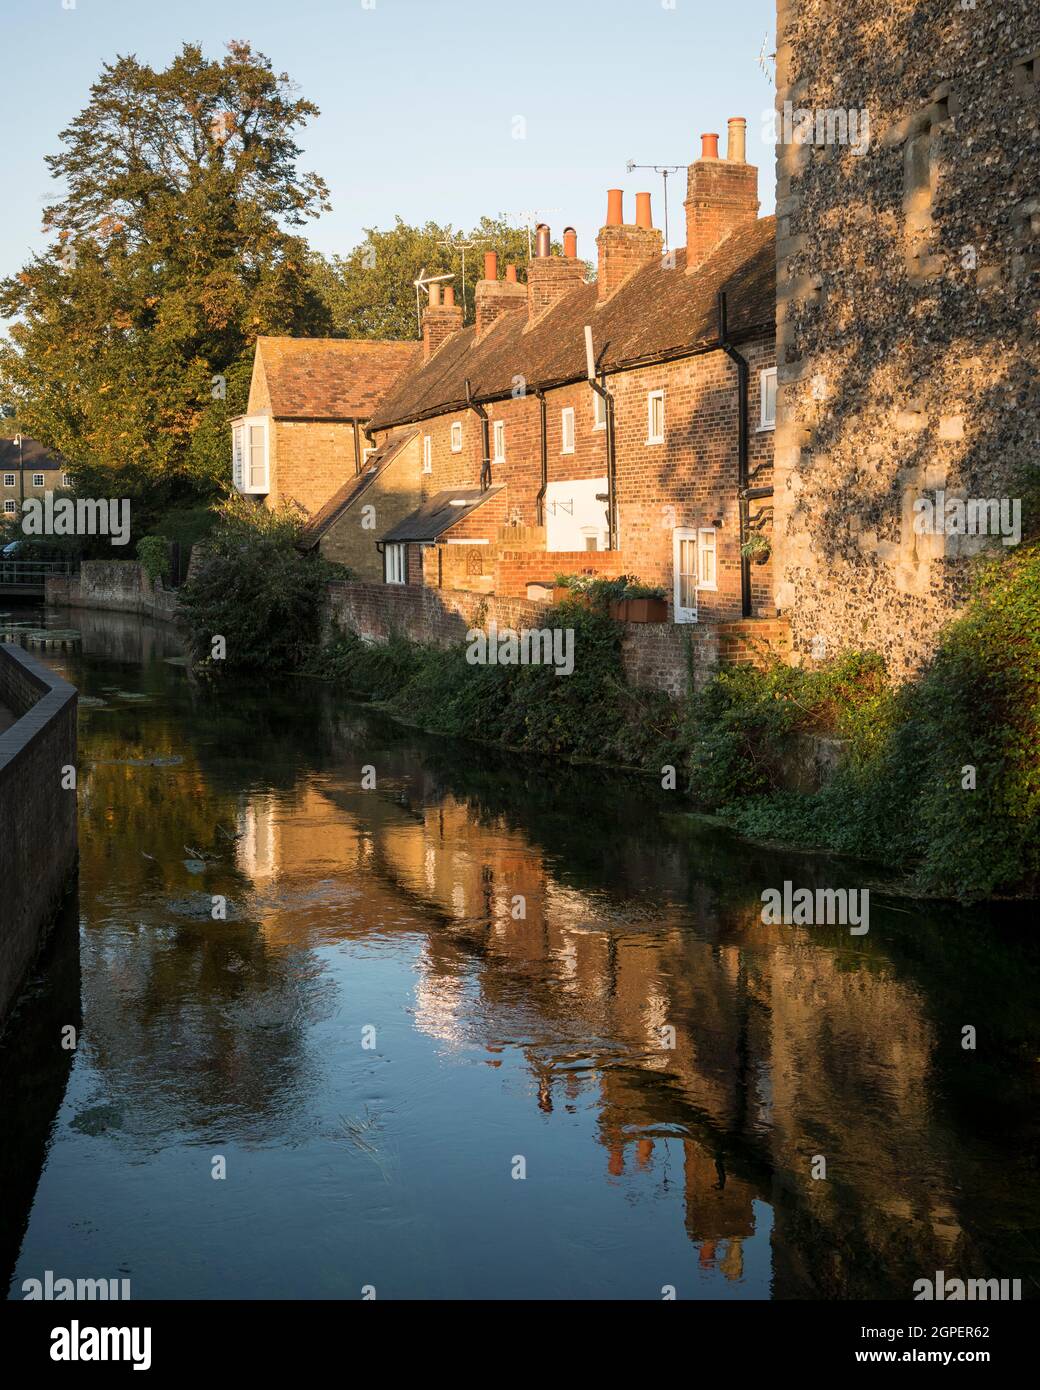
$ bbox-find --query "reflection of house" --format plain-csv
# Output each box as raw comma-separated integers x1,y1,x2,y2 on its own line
230,337,418,517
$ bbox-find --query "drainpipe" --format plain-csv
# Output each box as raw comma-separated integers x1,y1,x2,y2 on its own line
352,419,362,475
534,389,548,525
583,327,618,550
465,378,491,491
717,291,755,619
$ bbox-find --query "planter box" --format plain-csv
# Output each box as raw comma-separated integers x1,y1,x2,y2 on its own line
553,586,590,607
610,597,668,624
526,582,554,602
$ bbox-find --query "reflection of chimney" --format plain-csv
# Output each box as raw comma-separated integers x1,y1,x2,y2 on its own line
595,189,663,302
526,222,585,327
475,251,526,340
684,118,759,272
422,281,462,362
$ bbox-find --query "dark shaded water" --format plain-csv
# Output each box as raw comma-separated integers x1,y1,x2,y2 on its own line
2,604,1039,1300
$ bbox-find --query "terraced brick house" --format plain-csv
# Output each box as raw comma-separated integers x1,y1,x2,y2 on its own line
352,119,777,624
230,336,418,518
0,437,73,523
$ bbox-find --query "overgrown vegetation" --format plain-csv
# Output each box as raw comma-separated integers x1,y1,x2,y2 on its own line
309,599,680,768
686,543,1040,900
136,535,171,585
179,498,351,674
553,573,667,603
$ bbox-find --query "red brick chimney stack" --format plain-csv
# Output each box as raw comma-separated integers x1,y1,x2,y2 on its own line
684,118,758,272
422,280,463,361
595,189,663,303
525,222,585,328
475,251,526,340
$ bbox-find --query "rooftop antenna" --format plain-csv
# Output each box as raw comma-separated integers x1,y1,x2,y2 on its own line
757,33,776,83
509,208,561,261
412,267,455,337
625,161,684,250
438,233,489,320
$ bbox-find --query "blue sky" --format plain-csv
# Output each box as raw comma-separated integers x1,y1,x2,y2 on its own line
2,0,776,315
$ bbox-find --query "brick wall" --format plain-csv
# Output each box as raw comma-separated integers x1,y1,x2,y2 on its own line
325,580,790,697
0,644,77,1026
46,562,180,622
318,434,422,582
373,332,776,620
271,418,365,518
773,0,1039,677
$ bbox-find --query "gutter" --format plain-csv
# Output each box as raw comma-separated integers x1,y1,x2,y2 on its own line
534,389,548,525
718,290,764,620
465,377,492,491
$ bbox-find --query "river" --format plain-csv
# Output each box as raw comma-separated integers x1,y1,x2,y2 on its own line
2,604,1038,1300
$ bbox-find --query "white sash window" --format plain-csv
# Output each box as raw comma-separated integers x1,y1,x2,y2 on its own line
231,416,270,494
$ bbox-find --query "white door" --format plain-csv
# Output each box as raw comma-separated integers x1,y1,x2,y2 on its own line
673,528,698,623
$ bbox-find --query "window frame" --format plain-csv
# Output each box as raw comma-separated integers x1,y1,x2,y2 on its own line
31,472,45,488
2,473,14,488
2,498,15,515
62,472,73,488
696,527,718,592
758,367,777,432
672,527,699,624
647,390,665,445
560,406,575,455
492,420,506,463
231,415,270,495
592,389,606,431
423,434,432,473
450,421,463,453
384,542,407,585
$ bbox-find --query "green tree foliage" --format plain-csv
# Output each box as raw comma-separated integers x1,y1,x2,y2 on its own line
179,497,351,674
0,42,331,535
310,216,573,340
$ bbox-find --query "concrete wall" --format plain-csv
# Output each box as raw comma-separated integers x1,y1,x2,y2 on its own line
325,580,790,697
0,644,77,1027
46,560,180,622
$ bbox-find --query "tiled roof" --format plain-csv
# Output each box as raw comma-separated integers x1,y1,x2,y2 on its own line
380,486,505,543
257,337,420,419
369,216,775,430
0,437,68,470
296,430,417,551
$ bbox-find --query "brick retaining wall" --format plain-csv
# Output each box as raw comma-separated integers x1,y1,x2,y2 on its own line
0,644,78,1028
325,581,790,696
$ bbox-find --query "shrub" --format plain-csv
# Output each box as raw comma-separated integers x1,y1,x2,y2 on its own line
136,535,171,585
179,497,352,674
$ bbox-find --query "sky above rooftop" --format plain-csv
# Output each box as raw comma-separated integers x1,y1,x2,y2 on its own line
1,0,777,331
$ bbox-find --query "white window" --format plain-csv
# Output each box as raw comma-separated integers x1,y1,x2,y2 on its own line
3,499,15,515
493,420,505,462
231,415,269,494
592,389,606,430
32,472,45,487
759,367,777,431
423,435,432,473
647,390,665,445
673,528,699,623
384,542,407,585
697,528,718,591
362,447,377,466
450,421,463,452
2,473,14,487
62,473,73,487
561,407,575,455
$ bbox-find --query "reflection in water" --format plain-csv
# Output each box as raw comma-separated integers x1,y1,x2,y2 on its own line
3,604,1039,1300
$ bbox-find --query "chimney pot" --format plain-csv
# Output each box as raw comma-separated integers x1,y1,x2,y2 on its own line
443,284,455,307
505,263,517,283
606,188,624,227
726,117,747,164
483,251,498,281
428,282,441,307
701,132,720,160
635,192,652,229
535,223,550,258
563,226,577,258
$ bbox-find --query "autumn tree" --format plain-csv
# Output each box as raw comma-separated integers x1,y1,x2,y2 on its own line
0,41,331,531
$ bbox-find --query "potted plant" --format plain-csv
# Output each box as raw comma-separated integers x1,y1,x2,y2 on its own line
740,531,772,566
609,579,668,623
552,573,592,607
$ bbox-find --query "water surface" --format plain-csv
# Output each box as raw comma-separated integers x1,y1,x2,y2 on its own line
2,604,1038,1300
